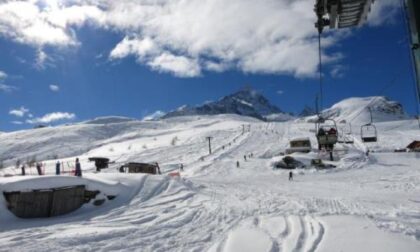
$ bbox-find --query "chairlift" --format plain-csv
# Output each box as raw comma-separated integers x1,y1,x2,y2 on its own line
338,122,353,144
360,107,378,143
315,117,338,150
361,123,378,143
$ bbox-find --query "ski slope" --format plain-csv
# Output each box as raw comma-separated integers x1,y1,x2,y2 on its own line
0,114,419,251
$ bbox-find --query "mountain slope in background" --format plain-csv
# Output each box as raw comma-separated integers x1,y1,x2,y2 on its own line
304,96,408,124
299,105,317,117
82,116,136,124
163,88,291,121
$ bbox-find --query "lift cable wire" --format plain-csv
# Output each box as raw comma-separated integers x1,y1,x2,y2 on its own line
318,31,324,114
400,0,420,129
348,69,404,124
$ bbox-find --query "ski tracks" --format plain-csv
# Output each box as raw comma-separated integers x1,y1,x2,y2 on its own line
213,215,325,252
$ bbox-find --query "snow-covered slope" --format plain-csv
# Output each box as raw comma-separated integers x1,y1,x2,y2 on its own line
163,88,291,121
0,113,419,251
304,96,408,124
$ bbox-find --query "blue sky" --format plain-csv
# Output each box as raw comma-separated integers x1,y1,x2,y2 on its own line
0,0,416,131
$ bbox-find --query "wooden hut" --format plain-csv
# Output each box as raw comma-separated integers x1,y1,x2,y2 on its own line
120,162,161,175
3,185,86,218
88,157,110,172
407,141,420,152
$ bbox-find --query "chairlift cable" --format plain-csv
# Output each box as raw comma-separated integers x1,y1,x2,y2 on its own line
348,69,404,124
318,32,324,114
368,107,373,124
335,0,414,126
399,0,420,129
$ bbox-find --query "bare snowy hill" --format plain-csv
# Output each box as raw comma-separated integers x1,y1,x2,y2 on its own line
82,116,137,124
304,96,408,124
163,88,292,121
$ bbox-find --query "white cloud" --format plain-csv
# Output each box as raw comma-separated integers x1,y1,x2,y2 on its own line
109,36,158,60
49,84,60,92
0,1,103,48
330,65,347,78
0,0,399,77
34,49,55,69
9,106,29,117
0,83,17,92
0,70,7,80
368,0,400,26
11,121,23,125
0,70,16,92
143,110,165,121
277,90,284,95
26,112,75,124
148,53,201,77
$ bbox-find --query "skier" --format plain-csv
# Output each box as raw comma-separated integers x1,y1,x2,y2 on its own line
244,155,247,161
236,161,240,168
21,165,26,176
289,171,293,181
36,162,42,176
180,163,184,171
55,161,61,175
75,158,82,177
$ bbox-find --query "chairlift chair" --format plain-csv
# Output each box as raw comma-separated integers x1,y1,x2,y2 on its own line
338,122,353,144
361,123,378,143
315,118,339,149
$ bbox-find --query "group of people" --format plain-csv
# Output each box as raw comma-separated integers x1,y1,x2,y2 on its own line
20,158,82,177
317,127,337,136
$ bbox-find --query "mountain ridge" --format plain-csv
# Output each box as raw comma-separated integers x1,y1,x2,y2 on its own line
163,88,290,121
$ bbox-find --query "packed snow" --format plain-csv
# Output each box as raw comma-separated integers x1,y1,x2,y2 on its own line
0,112,419,251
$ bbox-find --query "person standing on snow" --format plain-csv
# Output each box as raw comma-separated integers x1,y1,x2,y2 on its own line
36,162,42,175
55,161,61,175
75,158,82,177
21,165,26,176
289,171,293,181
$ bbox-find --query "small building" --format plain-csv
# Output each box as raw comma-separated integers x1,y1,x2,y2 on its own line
286,138,311,154
88,157,110,172
3,185,86,218
120,162,161,175
407,141,420,152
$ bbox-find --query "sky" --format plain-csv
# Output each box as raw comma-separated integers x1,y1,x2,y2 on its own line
0,0,417,132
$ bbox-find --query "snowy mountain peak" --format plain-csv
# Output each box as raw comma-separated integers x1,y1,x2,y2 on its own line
299,105,317,117
163,88,288,121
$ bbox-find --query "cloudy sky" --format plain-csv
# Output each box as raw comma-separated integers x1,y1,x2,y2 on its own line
0,0,415,131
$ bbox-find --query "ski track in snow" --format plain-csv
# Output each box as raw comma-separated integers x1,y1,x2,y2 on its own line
0,115,419,251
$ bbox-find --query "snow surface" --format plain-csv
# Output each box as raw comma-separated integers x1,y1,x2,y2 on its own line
0,113,419,251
